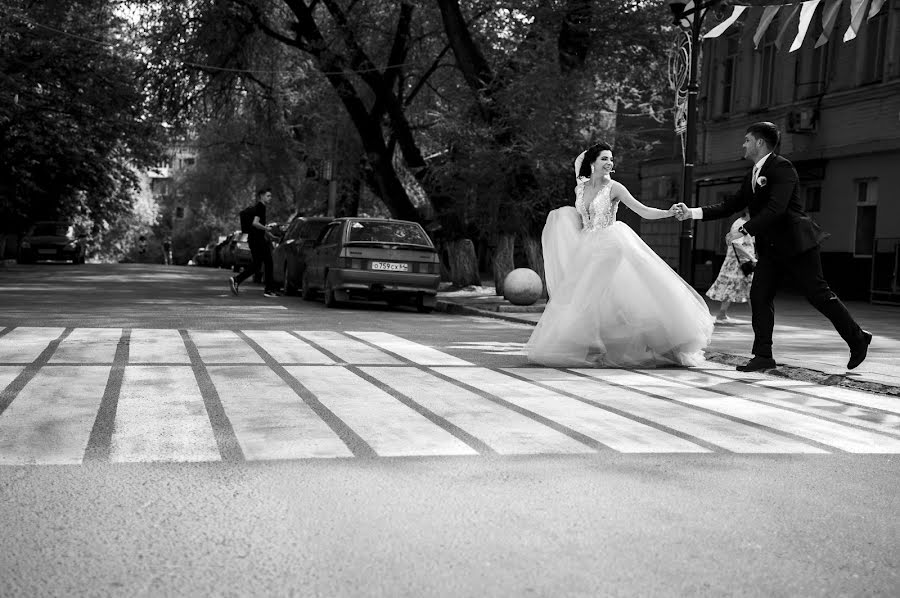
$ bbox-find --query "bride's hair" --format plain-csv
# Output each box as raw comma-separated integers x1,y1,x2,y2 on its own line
576,142,613,178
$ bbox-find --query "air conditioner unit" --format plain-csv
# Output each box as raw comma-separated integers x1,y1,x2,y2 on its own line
788,108,817,133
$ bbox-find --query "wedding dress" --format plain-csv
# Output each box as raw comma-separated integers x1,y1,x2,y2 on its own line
526,176,714,368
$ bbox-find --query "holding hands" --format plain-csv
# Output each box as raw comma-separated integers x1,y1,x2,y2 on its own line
669,203,691,221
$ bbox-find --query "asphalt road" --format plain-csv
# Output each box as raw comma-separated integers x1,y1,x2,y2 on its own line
0,263,898,597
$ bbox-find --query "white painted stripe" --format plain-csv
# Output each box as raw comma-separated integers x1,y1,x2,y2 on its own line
0,366,109,465
129,329,191,364
347,332,473,366
580,370,900,454
0,366,24,393
188,330,264,364
656,369,900,438
111,366,220,463
509,368,826,453
207,366,351,459
0,327,64,363
295,331,399,364
284,366,476,457
50,328,122,363
702,368,900,416
243,331,333,364
363,367,593,455
434,367,708,453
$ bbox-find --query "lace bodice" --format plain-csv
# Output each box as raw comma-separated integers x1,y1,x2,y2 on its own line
575,178,618,232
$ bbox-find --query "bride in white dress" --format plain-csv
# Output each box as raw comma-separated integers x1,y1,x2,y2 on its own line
526,142,714,367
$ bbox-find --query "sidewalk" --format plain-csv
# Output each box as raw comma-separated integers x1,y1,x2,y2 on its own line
436,285,900,397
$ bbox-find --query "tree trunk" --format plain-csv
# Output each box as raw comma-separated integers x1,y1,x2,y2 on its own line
445,238,480,287
521,233,547,298
491,233,515,296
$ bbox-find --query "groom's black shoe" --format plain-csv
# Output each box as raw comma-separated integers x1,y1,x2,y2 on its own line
847,330,873,370
736,356,777,372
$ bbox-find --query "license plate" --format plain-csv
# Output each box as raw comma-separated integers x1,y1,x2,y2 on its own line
371,261,408,272
38,249,57,254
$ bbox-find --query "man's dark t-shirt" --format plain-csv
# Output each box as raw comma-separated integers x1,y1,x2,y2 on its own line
248,201,267,245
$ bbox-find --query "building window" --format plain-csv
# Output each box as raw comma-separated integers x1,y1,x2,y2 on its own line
175,206,185,219
719,33,739,114
184,157,195,166
854,179,878,257
861,10,887,84
804,186,822,212
757,20,778,107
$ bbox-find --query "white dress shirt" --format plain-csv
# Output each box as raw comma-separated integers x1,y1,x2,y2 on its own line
688,152,772,220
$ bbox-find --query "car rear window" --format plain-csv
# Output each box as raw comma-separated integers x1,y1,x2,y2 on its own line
32,223,72,236
347,221,431,246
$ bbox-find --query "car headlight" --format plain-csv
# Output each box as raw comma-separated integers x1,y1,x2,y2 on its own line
64,242,78,250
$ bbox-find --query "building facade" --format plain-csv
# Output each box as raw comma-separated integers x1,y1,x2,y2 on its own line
640,0,900,303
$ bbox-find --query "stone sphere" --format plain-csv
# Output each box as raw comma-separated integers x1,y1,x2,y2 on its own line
503,268,543,305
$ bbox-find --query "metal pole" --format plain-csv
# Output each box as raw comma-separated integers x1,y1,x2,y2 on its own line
677,15,702,283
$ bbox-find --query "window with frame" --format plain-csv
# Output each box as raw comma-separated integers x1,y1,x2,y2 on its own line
861,9,888,84
175,206,185,219
854,179,878,257
758,19,778,107
319,224,341,245
719,33,740,114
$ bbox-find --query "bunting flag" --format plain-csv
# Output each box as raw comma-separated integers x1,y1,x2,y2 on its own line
816,0,843,48
844,0,871,41
790,0,822,51
701,0,888,52
774,3,803,50
703,6,749,38
753,6,782,48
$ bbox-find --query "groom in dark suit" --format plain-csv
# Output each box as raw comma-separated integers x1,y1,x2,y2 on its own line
675,122,871,372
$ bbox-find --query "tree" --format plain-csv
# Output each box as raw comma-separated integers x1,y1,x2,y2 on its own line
0,0,165,257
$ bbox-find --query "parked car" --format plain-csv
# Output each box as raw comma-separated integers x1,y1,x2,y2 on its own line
197,242,218,266
272,216,334,295
302,217,440,312
17,221,89,264
216,231,240,269
189,247,207,266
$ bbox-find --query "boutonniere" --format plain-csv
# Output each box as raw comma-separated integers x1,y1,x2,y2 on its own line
756,176,768,188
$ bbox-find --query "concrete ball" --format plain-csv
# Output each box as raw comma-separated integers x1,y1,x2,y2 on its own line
503,268,543,305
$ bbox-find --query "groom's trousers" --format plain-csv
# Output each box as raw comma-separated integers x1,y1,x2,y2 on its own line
749,245,864,358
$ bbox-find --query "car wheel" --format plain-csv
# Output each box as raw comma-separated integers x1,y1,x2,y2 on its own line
301,270,315,301
416,295,434,314
324,276,340,308
283,263,297,296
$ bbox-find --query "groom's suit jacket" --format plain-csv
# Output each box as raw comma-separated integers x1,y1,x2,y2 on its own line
699,154,827,257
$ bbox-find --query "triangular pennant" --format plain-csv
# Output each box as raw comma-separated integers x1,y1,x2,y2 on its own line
775,3,803,50
754,6,782,49
790,0,822,52
704,6,749,39
816,0,843,47
843,0,871,42
868,0,886,18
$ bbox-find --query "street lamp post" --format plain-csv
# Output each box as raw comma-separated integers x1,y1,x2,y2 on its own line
668,0,717,283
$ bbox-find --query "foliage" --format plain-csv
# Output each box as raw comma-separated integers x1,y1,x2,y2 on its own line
0,0,166,243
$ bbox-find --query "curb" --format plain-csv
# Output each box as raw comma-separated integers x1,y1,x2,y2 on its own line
436,299,900,398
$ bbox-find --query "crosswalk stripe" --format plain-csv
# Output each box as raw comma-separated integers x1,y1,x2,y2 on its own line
242,330,333,364
0,327,64,363
435,367,709,453
362,367,593,455
296,331,400,364
188,330,264,364
207,366,352,459
111,366,221,463
347,332,473,366
284,366,477,457
129,329,191,364
580,370,900,453
510,368,827,453
0,366,110,465
702,368,900,416
0,366,24,394
49,328,122,363
653,369,900,438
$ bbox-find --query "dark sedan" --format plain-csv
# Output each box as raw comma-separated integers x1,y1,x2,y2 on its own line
272,216,334,295
17,221,88,264
301,218,440,312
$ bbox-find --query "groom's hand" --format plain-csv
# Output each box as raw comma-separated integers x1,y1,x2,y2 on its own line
672,203,690,221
